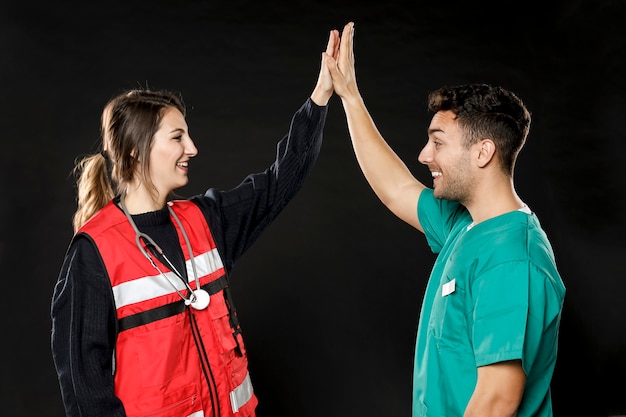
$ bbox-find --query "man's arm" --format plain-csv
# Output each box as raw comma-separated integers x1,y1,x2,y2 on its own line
464,360,526,417
326,22,426,231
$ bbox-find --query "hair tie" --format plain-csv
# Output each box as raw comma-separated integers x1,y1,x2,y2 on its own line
100,150,114,185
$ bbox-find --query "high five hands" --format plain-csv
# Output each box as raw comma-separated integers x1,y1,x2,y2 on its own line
311,21,357,106
324,22,359,102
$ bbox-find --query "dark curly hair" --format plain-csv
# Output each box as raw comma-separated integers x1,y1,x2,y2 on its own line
428,83,531,175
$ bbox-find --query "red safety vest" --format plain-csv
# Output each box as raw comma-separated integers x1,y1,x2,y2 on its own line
79,200,258,417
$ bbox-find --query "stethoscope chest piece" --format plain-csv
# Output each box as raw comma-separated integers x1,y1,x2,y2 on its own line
189,289,210,310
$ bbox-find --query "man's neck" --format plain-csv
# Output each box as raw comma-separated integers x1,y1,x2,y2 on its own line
464,178,525,225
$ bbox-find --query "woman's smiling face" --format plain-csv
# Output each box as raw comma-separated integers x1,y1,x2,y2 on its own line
147,107,198,196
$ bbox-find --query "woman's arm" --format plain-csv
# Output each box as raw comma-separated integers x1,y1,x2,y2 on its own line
191,26,339,271
193,96,327,272
51,236,126,417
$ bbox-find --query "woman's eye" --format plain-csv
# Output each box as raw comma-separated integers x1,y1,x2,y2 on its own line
173,135,182,141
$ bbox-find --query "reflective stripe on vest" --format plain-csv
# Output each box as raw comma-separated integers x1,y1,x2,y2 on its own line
112,248,223,308
230,372,254,413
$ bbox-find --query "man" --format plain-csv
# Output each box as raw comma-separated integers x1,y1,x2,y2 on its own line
325,22,565,416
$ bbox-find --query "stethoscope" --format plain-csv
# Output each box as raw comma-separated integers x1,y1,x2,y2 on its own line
119,193,210,310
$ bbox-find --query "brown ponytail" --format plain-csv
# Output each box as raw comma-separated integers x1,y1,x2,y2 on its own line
72,152,115,232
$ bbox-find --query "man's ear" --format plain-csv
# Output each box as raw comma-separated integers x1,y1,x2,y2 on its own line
476,139,495,168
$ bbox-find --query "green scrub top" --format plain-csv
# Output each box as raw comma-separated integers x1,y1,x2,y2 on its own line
412,189,565,417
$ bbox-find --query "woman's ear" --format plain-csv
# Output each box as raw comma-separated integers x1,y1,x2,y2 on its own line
476,139,495,168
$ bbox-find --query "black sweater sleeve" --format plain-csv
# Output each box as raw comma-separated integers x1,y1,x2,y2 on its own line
192,98,327,272
50,235,126,417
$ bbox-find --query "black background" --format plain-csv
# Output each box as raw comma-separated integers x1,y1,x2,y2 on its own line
2,1,625,416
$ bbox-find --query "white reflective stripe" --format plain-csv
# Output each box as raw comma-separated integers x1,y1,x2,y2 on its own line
112,270,180,308
229,372,254,413
186,248,224,281
187,412,204,417
112,248,223,309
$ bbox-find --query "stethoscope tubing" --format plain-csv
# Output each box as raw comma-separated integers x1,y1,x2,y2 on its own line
119,194,207,308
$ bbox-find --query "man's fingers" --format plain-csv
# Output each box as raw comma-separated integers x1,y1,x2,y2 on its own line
338,22,355,67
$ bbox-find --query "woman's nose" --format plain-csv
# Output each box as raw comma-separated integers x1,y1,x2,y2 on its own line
186,138,198,157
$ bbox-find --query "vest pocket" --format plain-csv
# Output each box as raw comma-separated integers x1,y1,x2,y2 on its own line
206,292,253,408
207,292,238,353
132,315,188,388
125,383,204,417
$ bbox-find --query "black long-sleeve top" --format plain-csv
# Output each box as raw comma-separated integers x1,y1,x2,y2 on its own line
50,98,327,417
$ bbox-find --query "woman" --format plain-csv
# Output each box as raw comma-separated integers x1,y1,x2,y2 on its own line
51,28,340,417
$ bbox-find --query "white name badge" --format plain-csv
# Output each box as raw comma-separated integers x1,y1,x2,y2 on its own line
442,279,456,297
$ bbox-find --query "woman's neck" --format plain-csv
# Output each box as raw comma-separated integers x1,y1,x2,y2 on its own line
122,184,167,214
